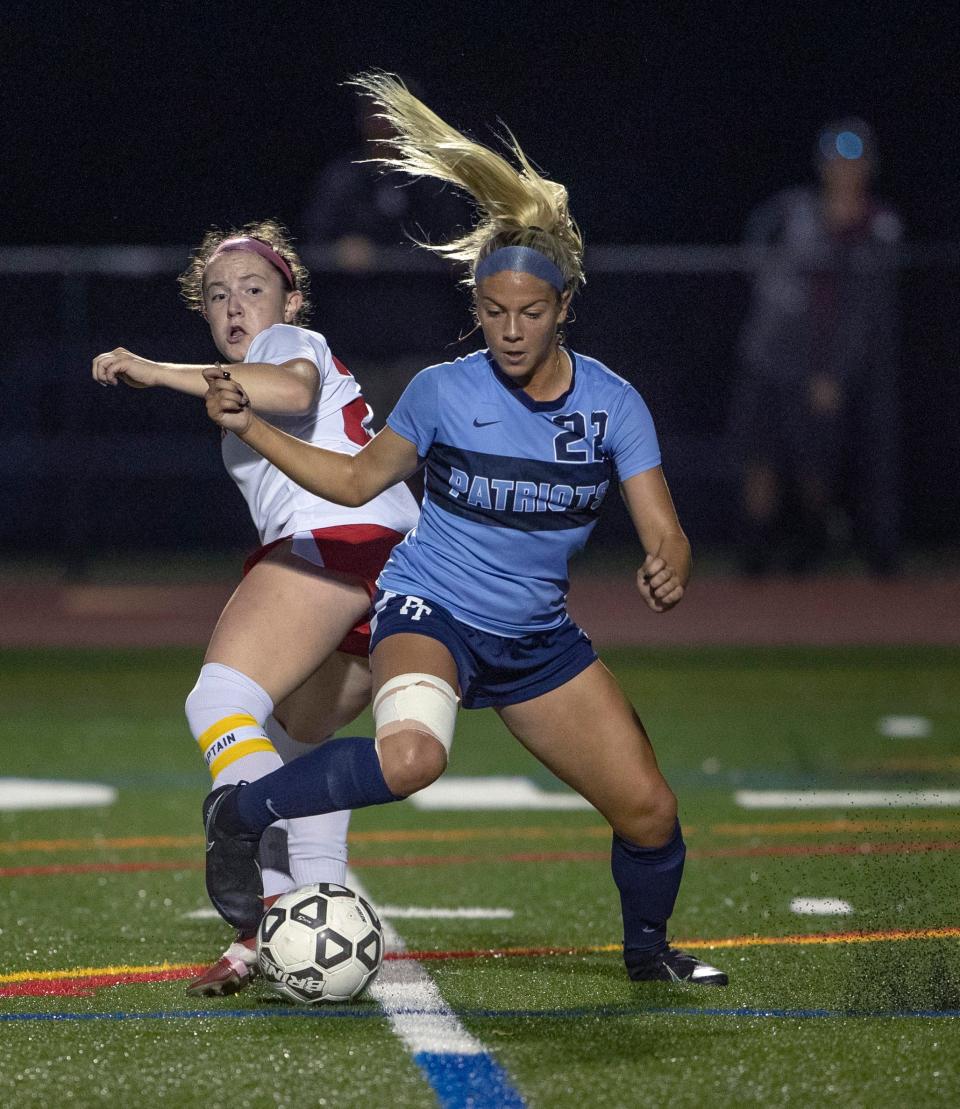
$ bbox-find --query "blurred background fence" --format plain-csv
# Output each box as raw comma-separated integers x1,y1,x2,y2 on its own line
2,244,958,571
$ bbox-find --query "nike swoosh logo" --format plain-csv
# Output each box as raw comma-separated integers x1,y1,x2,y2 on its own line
473,417,500,427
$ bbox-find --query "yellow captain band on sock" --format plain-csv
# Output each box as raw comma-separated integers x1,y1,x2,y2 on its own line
196,714,260,755
208,737,277,779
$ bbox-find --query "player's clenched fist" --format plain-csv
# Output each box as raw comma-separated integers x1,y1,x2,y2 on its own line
637,552,685,613
91,347,159,389
203,364,253,434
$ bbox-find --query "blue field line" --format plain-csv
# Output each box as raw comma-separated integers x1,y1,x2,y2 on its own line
3,1004,959,1024
414,1052,526,1109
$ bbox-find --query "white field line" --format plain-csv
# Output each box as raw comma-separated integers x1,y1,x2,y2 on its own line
790,898,853,916
376,906,514,920
347,868,486,1056
736,790,960,810
411,776,591,811
877,715,932,738
0,778,117,811
185,905,514,921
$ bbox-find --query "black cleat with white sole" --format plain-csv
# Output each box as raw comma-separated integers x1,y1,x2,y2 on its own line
202,784,263,934
629,946,729,986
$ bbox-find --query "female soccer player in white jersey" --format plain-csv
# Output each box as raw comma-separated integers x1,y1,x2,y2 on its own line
91,221,419,994
202,81,727,986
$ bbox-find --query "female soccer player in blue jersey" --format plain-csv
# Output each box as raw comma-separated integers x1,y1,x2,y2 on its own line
202,75,727,986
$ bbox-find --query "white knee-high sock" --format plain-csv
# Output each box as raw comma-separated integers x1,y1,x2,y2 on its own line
185,663,284,788
267,715,351,887
259,715,294,900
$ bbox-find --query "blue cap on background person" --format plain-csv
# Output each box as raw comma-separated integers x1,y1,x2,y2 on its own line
815,117,877,169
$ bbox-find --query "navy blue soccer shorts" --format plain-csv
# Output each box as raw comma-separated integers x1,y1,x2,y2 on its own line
369,590,598,709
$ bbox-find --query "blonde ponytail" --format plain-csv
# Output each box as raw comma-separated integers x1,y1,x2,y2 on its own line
348,72,585,292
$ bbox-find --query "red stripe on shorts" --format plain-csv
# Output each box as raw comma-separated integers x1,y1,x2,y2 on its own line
243,524,405,657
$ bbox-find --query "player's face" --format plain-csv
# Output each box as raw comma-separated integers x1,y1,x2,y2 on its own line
476,270,570,387
202,253,302,362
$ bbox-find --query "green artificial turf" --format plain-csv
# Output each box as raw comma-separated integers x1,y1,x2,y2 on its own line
1,646,959,1107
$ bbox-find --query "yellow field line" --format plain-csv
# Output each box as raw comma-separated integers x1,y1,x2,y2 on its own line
521,927,960,957
0,961,199,984
0,826,614,854
0,836,201,854
4,927,959,985
673,926,960,950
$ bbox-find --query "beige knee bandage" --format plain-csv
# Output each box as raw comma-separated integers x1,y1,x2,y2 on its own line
372,673,460,756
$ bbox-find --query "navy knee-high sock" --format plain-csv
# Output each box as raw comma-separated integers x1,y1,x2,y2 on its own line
611,821,686,976
217,736,401,836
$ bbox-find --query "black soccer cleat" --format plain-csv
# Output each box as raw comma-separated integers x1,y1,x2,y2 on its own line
202,784,263,934
629,945,729,986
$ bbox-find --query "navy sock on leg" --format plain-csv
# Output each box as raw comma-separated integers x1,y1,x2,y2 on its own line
218,736,401,836
611,821,686,976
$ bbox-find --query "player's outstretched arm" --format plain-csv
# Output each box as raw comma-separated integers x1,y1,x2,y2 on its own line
204,365,419,507
91,347,319,414
621,467,692,613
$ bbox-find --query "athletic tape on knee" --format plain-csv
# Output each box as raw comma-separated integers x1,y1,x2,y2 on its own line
372,673,459,755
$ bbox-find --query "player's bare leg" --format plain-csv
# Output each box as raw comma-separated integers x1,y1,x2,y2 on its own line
187,650,371,997
498,660,727,985
187,545,372,995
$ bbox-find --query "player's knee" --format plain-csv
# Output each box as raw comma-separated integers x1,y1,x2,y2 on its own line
377,729,447,797
372,673,459,797
615,783,678,847
184,662,273,738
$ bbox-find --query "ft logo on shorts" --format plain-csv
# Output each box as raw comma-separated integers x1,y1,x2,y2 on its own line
399,596,433,621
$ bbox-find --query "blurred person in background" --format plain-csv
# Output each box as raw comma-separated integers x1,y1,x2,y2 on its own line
301,89,468,271
299,86,471,371
91,221,419,996
732,118,903,576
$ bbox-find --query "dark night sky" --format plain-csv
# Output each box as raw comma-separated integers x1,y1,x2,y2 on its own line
6,1,959,246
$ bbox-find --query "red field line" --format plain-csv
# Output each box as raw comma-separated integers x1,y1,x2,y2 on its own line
5,927,960,998
5,838,960,879
0,825,613,855
6,819,960,858
0,966,200,998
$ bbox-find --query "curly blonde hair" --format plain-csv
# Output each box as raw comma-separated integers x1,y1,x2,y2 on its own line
178,219,312,324
348,73,585,295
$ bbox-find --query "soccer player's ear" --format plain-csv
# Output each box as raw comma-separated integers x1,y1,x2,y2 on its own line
557,289,572,325
283,290,304,323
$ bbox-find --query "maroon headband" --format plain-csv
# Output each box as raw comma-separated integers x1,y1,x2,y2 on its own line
206,236,295,288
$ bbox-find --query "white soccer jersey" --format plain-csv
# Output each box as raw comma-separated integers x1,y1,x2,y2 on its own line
221,324,418,544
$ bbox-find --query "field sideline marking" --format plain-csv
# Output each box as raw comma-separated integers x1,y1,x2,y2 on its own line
3,1005,960,1024
7,817,960,855
5,927,960,994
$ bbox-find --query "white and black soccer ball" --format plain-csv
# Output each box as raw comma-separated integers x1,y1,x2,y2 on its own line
256,883,383,1003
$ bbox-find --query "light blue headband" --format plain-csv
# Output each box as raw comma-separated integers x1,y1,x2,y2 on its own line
474,246,565,292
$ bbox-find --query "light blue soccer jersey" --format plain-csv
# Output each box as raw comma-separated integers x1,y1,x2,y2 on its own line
379,349,661,635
